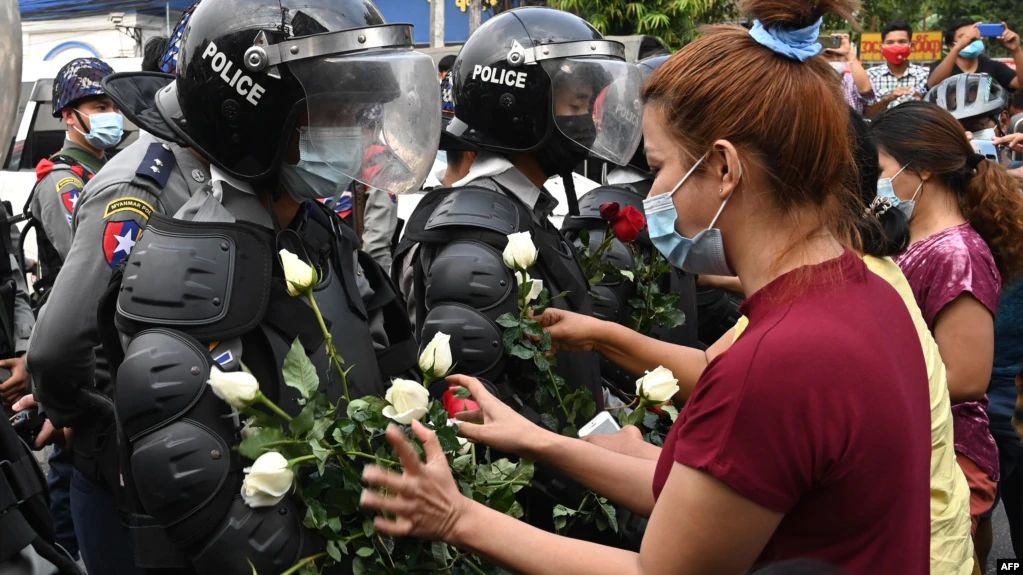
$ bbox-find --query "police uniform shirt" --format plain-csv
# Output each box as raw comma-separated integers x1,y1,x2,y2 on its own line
30,139,104,260
362,187,398,272
27,132,210,426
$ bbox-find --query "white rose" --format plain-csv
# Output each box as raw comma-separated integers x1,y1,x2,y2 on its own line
635,366,679,405
456,436,473,456
279,249,317,296
208,366,260,409
240,452,294,508
382,378,431,424
419,332,453,380
515,270,543,305
502,232,538,270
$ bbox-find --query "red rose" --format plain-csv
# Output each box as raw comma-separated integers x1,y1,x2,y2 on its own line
599,202,620,222
611,206,646,243
442,388,479,417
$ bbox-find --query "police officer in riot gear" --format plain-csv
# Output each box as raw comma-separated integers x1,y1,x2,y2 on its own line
26,41,213,575
561,54,701,371
393,6,644,535
88,0,436,573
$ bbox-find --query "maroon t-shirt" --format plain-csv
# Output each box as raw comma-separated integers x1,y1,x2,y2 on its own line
652,251,931,574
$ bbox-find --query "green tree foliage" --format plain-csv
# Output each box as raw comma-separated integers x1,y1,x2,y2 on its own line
546,0,737,49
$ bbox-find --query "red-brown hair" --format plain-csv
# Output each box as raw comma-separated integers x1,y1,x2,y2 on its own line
642,0,861,250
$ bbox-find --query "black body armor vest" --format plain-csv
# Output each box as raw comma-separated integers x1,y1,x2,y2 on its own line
100,204,417,574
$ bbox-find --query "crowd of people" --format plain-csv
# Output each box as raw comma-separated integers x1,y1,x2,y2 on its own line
1,0,1022,573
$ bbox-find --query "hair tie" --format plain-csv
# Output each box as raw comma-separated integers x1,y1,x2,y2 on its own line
869,195,893,218
967,153,986,171
749,17,824,62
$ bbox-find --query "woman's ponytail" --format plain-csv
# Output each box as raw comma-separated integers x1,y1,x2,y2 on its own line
962,157,1023,283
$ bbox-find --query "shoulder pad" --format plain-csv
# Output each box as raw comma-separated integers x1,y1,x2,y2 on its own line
576,186,644,220
35,158,55,183
424,187,524,235
134,142,177,189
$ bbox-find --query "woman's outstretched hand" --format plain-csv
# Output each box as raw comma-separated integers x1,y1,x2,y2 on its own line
360,421,470,541
534,308,605,354
450,374,550,459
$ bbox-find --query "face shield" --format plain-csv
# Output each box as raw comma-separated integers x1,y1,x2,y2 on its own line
530,43,642,165
244,25,441,195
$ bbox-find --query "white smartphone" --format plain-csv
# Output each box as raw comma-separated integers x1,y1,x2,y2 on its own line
578,411,621,437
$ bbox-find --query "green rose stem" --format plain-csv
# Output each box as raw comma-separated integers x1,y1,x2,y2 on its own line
306,291,351,404
288,454,318,467
255,391,293,422
546,370,571,421
280,552,327,575
459,556,488,575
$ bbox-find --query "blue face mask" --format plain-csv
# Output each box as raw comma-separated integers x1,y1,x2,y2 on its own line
642,154,735,276
280,127,362,202
75,110,123,150
875,164,923,220
959,40,984,59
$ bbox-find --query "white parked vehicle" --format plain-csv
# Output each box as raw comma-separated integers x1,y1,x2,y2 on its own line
1,58,142,262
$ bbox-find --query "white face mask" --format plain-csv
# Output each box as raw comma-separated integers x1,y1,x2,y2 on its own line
829,62,847,73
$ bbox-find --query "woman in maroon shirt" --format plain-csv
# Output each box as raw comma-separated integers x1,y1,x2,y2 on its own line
870,102,1023,566
357,0,933,572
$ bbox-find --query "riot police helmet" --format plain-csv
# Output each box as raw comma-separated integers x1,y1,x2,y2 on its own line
624,54,671,175
446,7,644,175
106,0,441,195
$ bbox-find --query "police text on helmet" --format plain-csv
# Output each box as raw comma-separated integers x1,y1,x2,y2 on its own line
202,42,266,106
472,65,527,89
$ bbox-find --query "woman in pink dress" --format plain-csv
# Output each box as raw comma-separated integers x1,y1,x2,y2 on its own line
871,101,1023,567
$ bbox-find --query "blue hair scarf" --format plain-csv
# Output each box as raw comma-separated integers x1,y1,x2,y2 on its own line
749,17,824,62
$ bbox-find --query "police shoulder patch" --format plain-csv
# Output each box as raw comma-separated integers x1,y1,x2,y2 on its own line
102,219,143,268
104,197,155,220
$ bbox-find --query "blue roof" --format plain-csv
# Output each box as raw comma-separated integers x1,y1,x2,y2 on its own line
19,0,194,20
20,0,512,43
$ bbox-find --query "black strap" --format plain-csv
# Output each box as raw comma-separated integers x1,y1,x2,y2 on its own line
375,338,418,380
0,456,47,509
263,283,328,354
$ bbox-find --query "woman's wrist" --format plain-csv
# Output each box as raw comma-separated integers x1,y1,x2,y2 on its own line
520,424,566,462
591,319,626,357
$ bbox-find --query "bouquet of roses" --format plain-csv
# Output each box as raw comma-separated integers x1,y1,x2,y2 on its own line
212,250,532,574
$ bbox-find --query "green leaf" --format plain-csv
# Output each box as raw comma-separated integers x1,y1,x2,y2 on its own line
435,424,462,454
495,313,520,328
326,540,342,562
362,518,376,538
282,338,319,399
327,516,342,534
310,440,329,474
508,344,535,361
619,270,635,282
502,327,523,350
598,498,619,533
290,401,317,436
452,453,473,472
532,352,550,373
506,500,525,520
540,413,559,431
238,426,288,460
431,541,452,565
453,387,472,400
355,547,375,558
521,320,544,338
662,404,679,423
626,408,646,428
